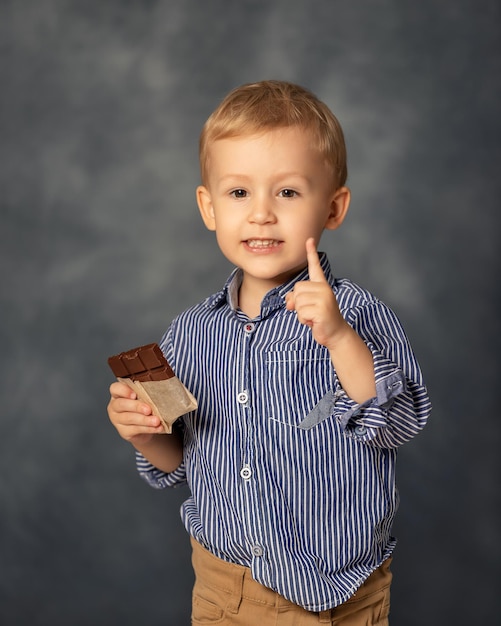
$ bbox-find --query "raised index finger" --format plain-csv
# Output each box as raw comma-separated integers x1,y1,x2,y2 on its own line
306,237,327,282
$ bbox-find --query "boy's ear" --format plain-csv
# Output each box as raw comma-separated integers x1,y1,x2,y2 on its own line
324,186,351,231
196,185,216,231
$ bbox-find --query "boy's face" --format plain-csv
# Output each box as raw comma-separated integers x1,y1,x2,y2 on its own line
197,127,350,294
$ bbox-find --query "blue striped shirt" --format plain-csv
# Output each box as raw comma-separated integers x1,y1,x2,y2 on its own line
136,253,431,611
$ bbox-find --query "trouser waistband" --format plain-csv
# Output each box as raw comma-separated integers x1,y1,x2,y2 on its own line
190,537,392,622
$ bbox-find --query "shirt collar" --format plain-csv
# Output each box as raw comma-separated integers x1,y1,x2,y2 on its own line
205,252,334,316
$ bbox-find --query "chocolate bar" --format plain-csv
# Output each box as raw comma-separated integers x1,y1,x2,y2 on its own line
108,343,175,382
108,343,198,433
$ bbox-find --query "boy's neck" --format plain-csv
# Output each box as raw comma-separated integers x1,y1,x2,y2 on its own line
237,272,296,319
237,275,277,319
238,289,262,319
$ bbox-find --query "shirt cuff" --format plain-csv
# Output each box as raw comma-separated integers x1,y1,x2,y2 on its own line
334,346,408,437
135,451,187,489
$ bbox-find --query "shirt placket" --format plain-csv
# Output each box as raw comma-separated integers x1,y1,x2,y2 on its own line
236,319,266,562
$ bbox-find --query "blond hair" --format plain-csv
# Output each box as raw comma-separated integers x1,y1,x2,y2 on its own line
199,80,347,188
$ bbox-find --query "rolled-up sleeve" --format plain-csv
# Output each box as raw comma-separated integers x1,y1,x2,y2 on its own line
136,451,187,489
332,300,431,448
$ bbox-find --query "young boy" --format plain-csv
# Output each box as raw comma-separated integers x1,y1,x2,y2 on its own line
108,80,431,625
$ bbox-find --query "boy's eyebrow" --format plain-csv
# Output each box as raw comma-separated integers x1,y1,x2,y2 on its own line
216,172,313,184
217,173,252,183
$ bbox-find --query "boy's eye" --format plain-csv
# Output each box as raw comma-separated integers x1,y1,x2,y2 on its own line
279,189,298,198
230,189,247,198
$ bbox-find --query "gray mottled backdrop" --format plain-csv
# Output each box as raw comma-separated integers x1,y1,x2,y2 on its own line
1,0,499,624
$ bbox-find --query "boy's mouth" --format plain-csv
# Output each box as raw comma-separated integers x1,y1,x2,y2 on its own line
245,239,281,249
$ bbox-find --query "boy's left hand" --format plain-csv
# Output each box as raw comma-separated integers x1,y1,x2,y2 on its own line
285,238,348,349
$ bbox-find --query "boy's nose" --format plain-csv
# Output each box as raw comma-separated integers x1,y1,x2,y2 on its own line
248,199,276,224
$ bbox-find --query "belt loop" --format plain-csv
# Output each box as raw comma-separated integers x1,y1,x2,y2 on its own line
318,608,334,623
227,565,245,614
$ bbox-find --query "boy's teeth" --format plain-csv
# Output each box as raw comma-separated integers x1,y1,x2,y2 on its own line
247,239,278,248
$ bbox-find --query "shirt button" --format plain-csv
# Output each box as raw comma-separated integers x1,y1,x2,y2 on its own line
354,425,367,436
237,391,249,404
251,545,263,557
240,465,252,480
388,381,402,390
244,322,255,333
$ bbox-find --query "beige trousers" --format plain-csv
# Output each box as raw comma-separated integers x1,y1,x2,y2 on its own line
191,538,392,625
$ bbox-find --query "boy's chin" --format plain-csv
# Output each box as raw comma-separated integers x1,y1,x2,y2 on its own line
242,266,304,285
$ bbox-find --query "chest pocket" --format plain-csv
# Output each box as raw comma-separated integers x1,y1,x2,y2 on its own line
266,348,334,428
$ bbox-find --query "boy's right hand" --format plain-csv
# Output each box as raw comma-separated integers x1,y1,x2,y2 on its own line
107,381,166,445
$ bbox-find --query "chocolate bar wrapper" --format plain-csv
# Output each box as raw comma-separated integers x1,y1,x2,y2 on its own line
118,376,198,434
